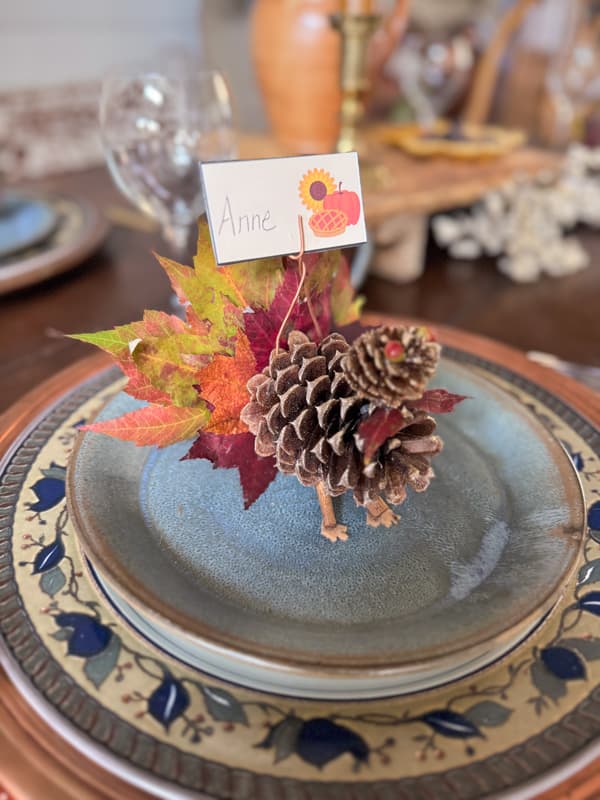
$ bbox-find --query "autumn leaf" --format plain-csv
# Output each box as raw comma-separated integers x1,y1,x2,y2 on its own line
69,323,139,358
183,431,277,508
196,333,256,435
355,408,412,463
330,253,364,325
120,360,173,405
300,249,341,295
132,309,187,338
131,332,219,407
71,311,201,406
72,221,360,454
155,255,196,305
70,311,187,357
245,266,332,370
154,224,244,353
223,258,283,309
82,403,211,448
408,390,468,414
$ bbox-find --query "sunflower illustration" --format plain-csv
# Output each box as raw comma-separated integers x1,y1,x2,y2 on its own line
298,168,336,212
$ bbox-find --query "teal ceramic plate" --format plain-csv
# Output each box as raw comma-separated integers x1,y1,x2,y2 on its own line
0,194,57,259
67,359,585,698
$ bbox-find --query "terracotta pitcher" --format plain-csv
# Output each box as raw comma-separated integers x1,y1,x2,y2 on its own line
251,0,409,154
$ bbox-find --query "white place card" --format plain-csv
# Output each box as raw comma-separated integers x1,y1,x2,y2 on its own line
201,152,367,265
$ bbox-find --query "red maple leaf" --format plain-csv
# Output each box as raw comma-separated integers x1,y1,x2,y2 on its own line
407,389,468,414
355,408,412,463
245,265,332,370
183,431,277,509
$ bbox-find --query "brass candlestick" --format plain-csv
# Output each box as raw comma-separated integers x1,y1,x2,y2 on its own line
331,12,380,154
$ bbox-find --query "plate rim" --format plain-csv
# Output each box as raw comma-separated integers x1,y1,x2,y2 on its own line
0,193,59,259
0,193,108,295
66,355,587,675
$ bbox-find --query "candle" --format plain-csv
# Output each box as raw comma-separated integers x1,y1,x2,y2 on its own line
342,0,375,14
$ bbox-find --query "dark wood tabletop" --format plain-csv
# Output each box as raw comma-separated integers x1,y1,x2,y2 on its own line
1,165,599,416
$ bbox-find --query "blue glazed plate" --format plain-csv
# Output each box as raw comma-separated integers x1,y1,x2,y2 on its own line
67,359,585,698
0,194,58,259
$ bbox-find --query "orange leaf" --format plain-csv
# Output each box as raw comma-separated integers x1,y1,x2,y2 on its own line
197,332,257,435
121,361,173,405
82,404,211,448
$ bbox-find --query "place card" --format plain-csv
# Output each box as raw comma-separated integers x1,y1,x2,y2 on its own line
201,152,367,265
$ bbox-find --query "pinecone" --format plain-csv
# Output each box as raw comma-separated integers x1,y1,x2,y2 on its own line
342,325,441,405
240,329,442,506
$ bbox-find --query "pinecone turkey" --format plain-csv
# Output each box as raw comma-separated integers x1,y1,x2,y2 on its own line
240,325,443,541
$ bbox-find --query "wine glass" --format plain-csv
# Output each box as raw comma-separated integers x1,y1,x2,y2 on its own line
100,68,236,255
545,0,600,148
386,27,475,125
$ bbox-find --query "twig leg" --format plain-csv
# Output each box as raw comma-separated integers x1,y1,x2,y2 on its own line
316,483,348,542
366,496,399,528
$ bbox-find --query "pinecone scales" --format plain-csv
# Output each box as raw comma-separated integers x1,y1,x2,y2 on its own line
343,325,441,405
240,329,443,507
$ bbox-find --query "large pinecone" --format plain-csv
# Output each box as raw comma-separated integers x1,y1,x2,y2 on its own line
240,329,442,506
343,325,440,405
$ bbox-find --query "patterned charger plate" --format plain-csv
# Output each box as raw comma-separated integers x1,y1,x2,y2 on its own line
0,350,599,800
0,194,108,296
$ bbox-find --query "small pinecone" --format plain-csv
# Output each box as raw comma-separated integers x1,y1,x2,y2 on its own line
240,330,443,506
342,325,440,405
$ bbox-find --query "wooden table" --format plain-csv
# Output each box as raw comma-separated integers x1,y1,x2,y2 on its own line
0,165,599,799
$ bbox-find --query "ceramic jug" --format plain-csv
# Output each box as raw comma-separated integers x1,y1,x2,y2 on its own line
251,0,409,154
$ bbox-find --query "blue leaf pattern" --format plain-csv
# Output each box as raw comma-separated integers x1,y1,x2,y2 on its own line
571,452,584,471
421,710,482,739
578,591,600,617
28,477,65,513
55,613,112,657
541,647,586,681
148,675,190,730
588,501,600,532
295,719,369,768
33,536,65,573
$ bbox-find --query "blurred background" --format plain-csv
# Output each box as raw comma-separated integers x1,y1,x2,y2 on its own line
1,0,599,411
2,0,598,179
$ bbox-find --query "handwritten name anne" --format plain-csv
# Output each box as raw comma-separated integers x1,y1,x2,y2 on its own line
218,196,276,238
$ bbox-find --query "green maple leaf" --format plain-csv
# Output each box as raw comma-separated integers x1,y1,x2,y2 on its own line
224,257,283,309
330,255,364,325
70,323,139,358
305,249,342,295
